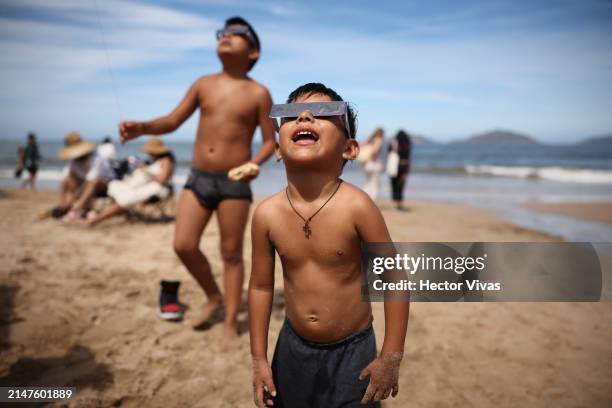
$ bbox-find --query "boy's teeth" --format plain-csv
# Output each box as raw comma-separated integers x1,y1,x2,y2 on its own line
294,130,317,143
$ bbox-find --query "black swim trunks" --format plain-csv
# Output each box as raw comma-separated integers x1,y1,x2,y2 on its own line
184,167,252,210
271,318,381,408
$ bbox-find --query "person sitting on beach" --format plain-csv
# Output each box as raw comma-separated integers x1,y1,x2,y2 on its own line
358,127,385,201
56,132,114,221
86,138,175,227
118,16,275,346
249,83,409,407
16,132,41,190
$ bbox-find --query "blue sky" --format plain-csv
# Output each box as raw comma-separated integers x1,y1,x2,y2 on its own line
0,0,611,143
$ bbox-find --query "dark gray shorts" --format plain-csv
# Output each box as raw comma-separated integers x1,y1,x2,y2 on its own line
183,167,252,210
271,318,380,408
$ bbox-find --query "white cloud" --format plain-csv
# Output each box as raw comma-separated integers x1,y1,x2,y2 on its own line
0,0,219,93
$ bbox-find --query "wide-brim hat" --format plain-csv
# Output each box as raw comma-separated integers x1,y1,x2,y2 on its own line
142,138,170,155
58,131,96,160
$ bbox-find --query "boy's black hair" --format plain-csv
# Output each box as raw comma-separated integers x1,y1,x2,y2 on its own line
225,16,260,70
286,82,357,139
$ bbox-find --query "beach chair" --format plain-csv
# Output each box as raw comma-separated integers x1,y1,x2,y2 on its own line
127,185,176,223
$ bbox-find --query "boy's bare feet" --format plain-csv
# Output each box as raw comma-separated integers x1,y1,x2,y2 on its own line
222,323,240,351
192,297,224,330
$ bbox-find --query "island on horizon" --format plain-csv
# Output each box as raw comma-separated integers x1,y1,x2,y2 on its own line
451,129,539,145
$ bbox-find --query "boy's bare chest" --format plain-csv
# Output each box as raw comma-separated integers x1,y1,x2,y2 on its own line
270,217,362,267
199,83,258,119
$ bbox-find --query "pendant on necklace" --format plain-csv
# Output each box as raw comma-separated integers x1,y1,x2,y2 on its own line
302,221,312,239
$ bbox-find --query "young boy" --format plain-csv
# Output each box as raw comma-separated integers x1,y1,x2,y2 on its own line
119,17,276,347
249,83,409,407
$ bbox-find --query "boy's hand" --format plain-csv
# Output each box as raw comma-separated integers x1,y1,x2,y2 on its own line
360,352,403,403
252,358,277,407
119,121,145,144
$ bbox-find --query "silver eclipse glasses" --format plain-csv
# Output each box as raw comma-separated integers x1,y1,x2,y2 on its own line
269,102,353,139
216,26,257,48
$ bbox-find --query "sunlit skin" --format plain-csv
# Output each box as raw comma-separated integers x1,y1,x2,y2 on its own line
249,93,409,406
118,23,276,349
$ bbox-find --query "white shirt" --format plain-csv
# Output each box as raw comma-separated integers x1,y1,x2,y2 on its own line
62,154,114,182
97,142,118,160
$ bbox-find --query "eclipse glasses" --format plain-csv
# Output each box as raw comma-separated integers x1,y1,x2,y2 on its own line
216,26,257,49
269,102,353,139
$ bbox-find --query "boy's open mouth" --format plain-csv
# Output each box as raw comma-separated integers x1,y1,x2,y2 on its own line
292,129,319,146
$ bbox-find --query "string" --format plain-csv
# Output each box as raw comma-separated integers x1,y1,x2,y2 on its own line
92,0,123,120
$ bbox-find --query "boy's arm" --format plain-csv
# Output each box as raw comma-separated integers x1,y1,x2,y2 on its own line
227,88,275,182
119,79,201,143
251,88,276,166
248,203,277,407
354,194,409,403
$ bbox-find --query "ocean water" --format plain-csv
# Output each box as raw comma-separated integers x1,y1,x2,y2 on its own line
2,139,612,241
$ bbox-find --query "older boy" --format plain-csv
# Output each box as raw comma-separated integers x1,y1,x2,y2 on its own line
249,83,409,407
120,17,275,347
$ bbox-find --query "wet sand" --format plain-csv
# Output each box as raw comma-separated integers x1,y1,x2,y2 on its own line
523,201,612,225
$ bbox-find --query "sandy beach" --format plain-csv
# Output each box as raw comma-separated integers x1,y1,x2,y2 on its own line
1,188,611,407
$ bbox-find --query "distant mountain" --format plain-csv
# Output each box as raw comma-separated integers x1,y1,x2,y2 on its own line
452,129,539,145
577,134,612,146
409,134,436,144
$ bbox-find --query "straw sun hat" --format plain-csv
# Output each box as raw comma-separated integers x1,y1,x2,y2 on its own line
58,131,96,160
142,138,170,155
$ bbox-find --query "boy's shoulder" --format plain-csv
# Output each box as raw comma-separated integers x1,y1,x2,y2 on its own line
339,180,378,213
188,74,215,92
336,181,386,228
253,181,379,224
253,190,285,221
193,73,219,86
195,74,270,100
245,77,272,99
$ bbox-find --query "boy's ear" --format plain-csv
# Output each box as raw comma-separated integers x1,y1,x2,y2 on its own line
342,139,359,161
248,48,260,63
274,141,282,162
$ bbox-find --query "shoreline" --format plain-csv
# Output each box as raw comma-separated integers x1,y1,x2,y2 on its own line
523,201,612,225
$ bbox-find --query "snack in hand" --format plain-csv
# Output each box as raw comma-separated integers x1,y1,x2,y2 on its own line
228,161,260,181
